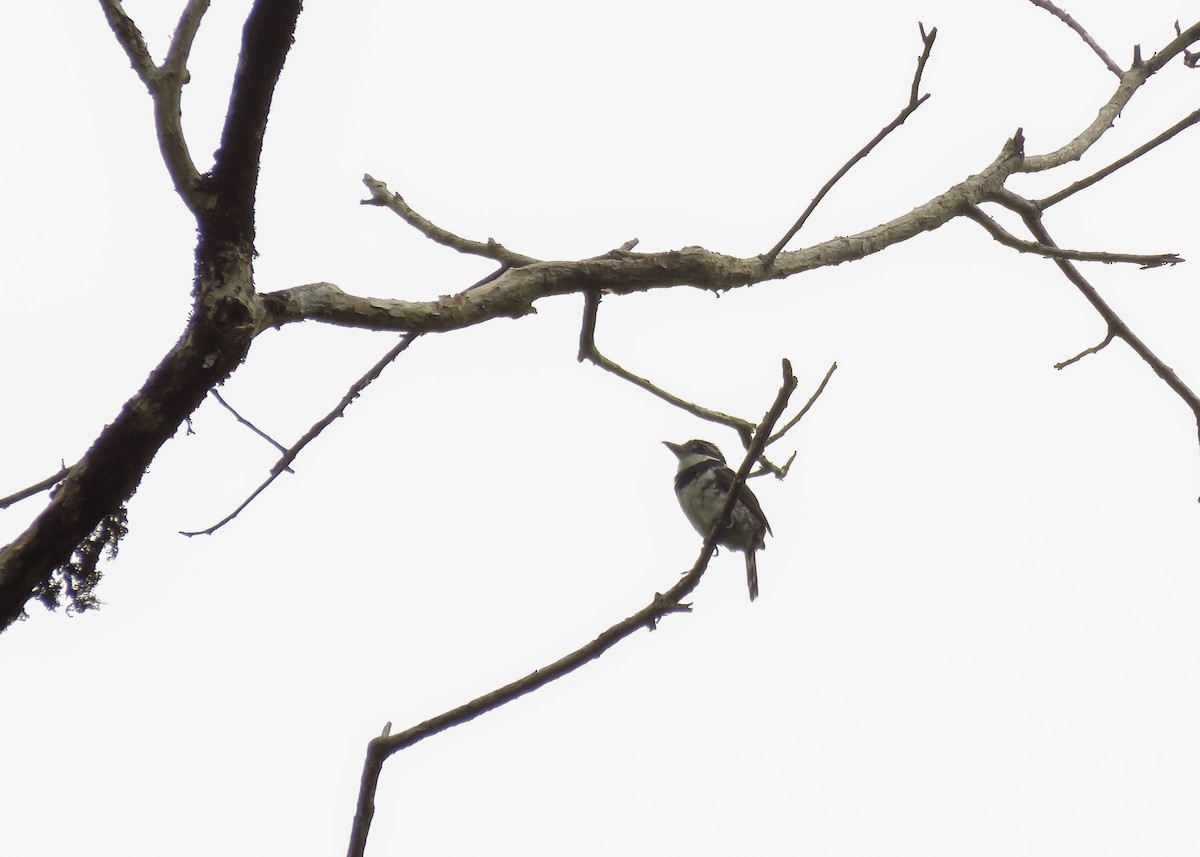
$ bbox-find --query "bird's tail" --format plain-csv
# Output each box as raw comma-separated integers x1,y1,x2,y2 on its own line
745,550,759,601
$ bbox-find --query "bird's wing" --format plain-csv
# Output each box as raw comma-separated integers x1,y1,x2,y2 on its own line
710,465,772,536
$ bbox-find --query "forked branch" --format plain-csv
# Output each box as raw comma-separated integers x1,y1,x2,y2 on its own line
762,23,938,266
98,0,214,211
181,334,420,537
963,204,1182,268
991,189,1200,448
345,360,802,857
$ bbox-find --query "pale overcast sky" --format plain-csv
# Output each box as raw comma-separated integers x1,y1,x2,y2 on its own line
3,2,1199,855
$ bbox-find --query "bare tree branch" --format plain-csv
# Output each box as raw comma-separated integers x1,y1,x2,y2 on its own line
210,390,293,465
1020,20,1200,174
1054,329,1117,369
345,360,801,857
1027,0,1124,78
762,24,937,266
963,204,1182,267
577,290,757,440
0,467,71,511
6,12,1197,628
1038,107,1200,209
181,334,420,537
163,0,209,77
992,189,1200,448
362,175,539,267
98,0,213,211
1179,20,1200,67
768,362,838,445
261,133,1029,334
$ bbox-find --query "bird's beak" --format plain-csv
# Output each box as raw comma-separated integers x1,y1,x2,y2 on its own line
663,441,685,458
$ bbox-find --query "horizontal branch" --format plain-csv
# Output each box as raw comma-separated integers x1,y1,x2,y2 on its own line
262,135,1027,333
964,203,1182,267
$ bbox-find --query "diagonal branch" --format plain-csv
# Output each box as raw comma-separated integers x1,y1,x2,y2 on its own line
577,290,756,441
1054,329,1116,369
207,0,302,238
181,334,420,537
0,467,71,511
345,360,800,857
992,189,1200,449
1027,0,1123,78
210,390,293,464
1020,20,1200,173
762,23,937,266
768,362,838,445
98,0,157,81
963,204,1182,267
1038,107,1200,209
362,175,538,267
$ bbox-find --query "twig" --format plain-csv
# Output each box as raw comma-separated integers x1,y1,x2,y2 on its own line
577,290,757,441
361,175,538,267
768,362,838,445
1027,0,1123,78
963,204,1182,268
344,361,799,857
1020,20,1200,174
761,23,937,266
1055,329,1117,369
181,334,420,536
992,189,1200,449
1180,21,1200,68
0,467,71,511
1038,107,1200,209
210,390,294,467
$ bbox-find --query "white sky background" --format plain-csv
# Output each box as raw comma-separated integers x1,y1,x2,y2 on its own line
3,1,1199,854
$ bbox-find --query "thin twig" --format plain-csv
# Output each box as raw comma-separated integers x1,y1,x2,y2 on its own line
577,290,757,441
1039,107,1200,209
361,175,538,267
181,334,420,536
963,204,1182,268
344,361,799,857
768,362,838,445
761,23,937,266
0,467,71,511
1027,0,1123,78
1055,329,1116,369
992,188,1200,449
1180,21,1200,68
210,390,293,467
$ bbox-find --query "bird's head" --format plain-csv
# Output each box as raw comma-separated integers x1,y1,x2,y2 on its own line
664,439,728,468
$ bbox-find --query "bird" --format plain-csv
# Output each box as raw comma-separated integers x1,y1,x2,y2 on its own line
664,439,771,601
